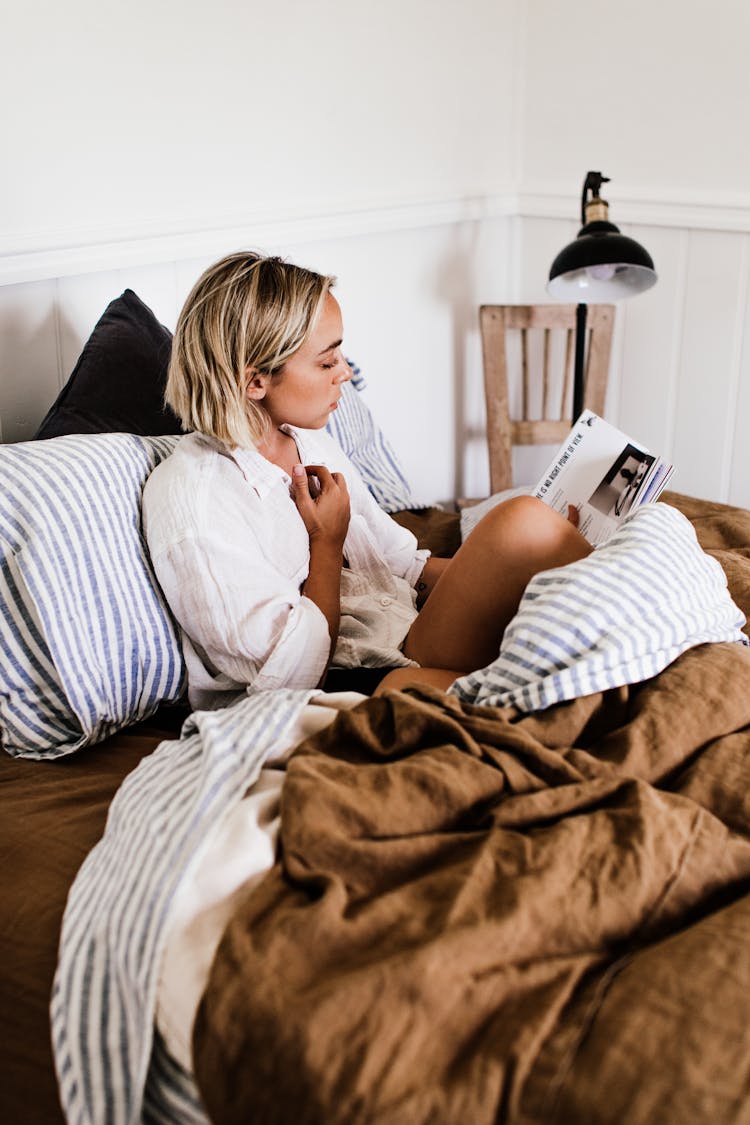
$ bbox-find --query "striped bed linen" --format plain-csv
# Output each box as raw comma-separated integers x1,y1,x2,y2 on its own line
450,503,748,712
0,433,185,759
52,687,317,1125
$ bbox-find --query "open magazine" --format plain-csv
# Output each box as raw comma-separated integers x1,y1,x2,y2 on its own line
533,411,674,546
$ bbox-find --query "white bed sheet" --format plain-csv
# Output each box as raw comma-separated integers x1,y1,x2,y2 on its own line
155,692,363,1072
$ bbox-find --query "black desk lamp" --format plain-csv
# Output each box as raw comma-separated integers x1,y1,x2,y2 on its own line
547,171,657,419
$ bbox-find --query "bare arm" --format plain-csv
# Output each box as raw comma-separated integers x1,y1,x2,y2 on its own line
291,464,350,675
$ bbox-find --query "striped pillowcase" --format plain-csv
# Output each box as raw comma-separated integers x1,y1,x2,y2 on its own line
450,504,748,713
0,433,186,759
326,362,420,513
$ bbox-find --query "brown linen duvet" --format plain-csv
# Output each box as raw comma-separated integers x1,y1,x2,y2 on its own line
194,492,750,1124
194,648,750,1124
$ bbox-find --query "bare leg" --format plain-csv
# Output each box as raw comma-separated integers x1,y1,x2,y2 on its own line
402,495,591,674
373,666,461,695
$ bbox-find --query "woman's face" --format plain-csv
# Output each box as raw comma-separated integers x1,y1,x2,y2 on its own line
255,293,352,430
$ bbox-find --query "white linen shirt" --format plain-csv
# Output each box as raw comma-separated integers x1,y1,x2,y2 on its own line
142,428,429,710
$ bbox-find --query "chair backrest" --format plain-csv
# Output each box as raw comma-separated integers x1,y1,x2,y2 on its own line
479,303,615,493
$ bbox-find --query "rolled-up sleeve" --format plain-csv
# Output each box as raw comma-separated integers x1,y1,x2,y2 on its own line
251,595,330,691
150,534,331,699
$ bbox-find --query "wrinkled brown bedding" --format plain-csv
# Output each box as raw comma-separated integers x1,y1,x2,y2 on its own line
193,493,750,1125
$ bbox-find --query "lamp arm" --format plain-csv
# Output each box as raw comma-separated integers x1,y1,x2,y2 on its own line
580,171,611,226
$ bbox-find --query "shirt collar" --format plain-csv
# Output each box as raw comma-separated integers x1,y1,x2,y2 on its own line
200,426,312,500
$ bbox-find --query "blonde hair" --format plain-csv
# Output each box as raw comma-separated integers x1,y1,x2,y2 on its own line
166,251,336,448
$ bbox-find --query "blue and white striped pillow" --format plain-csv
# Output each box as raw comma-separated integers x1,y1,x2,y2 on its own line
326,362,419,513
0,433,186,759
450,504,748,712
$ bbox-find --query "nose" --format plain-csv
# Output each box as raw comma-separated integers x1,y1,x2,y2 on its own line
334,354,353,384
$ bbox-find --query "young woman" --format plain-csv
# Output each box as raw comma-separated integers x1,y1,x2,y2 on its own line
142,251,591,710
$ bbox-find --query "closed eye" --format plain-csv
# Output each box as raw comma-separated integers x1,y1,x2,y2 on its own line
321,349,344,371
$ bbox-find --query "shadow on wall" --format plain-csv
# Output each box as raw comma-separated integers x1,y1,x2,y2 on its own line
0,293,74,443
430,222,485,501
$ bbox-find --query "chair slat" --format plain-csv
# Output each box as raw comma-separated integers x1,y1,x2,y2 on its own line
542,328,550,419
561,328,573,419
512,419,571,445
479,303,615,493
521,329,529,420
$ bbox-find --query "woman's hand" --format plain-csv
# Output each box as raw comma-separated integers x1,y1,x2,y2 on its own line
292,464,350,546
292,464,350,678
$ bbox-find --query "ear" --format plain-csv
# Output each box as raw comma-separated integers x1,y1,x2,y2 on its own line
245,366,269,402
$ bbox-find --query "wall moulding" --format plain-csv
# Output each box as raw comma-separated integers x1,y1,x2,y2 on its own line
0,193,517,288
518,186,750,234
4,184,748,289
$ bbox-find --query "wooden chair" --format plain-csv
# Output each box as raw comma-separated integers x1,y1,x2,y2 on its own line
480,304,615,494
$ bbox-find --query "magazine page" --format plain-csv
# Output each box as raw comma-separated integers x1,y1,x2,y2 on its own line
533,411,672,546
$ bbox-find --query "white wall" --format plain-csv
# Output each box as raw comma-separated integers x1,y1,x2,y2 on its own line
1,0,517,255
0,0,522,504
516,0,750,506
4,0,750,507
520,0,750,200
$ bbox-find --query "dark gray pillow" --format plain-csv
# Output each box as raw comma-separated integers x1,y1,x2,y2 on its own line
35,290,182,439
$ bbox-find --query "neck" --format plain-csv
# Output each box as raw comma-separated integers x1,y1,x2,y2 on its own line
258,425,297,472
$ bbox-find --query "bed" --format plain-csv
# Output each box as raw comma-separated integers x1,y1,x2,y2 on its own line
3,291,750,1124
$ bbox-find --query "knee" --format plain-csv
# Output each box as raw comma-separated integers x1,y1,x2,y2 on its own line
477,494,588,558
478,494,552,539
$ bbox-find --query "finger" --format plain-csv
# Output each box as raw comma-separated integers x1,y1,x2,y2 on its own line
308,473,322,499
331,472,349,500
306,465,332,496
292,464,313,503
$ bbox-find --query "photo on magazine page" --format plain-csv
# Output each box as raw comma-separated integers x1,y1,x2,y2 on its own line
533,411,672,547
589,444,656,519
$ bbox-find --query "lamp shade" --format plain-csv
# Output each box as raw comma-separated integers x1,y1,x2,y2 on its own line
547,173,657,302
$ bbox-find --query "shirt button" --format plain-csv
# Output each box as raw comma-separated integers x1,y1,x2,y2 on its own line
380,597,391,607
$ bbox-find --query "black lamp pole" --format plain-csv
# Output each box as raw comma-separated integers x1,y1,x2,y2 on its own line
572,174,605,420
573,301,587,421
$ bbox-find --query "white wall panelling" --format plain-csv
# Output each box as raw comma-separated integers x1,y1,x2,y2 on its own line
6,203,750,506
729,264,750,507
0,213,516,505
517,215,750,506
671,230,749,502
0,279,61,445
